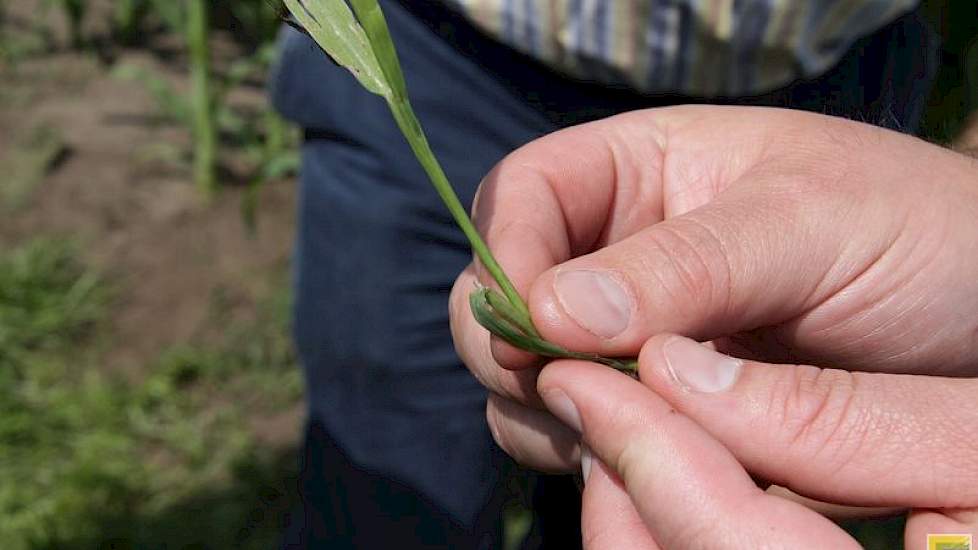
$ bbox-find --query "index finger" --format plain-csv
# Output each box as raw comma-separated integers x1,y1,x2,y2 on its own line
472,111,669,292
472,104,812,293
539,361,859,550
472,111,669,367
471,105,803,368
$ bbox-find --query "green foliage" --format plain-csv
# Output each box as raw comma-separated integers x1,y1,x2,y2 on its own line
227,0,285,45
0,238,106,364
0,125,67,211
112,42,299,203
111,63,190,122
283,0,390,96
114,0,184,38
3,0,298,204
112,0,151,45
0,238,117,548
285,0,526,315
187,0,217,197
0,5,48,66
470,287,638,372
0,239,301,549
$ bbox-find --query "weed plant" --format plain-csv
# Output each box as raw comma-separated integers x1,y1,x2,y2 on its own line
0,239,301,549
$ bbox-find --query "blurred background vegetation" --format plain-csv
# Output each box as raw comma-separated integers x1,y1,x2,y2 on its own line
0,1,974,549
1,1,303,548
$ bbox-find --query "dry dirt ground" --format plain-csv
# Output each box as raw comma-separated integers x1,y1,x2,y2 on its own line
0,5,302,446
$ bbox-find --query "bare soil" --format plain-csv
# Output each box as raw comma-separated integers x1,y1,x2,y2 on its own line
0,11,302,445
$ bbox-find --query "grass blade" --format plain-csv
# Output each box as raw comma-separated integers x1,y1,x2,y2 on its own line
483,287,540,338
471,288,638,375
285,0,637,375
284,0,528,320
347,0,408,101
282,0,390,97
188,0,216,197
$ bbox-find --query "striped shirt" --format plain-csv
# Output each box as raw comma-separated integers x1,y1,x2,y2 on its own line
442,0,920,96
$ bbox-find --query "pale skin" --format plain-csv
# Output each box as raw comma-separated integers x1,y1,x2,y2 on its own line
448,106,978,549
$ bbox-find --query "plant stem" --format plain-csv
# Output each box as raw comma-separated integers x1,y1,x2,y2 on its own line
388,102,537,334
187,0,217,198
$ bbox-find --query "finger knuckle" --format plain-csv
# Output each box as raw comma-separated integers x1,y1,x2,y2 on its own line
636,219,733,325
477,152,545,223
776,366,869,471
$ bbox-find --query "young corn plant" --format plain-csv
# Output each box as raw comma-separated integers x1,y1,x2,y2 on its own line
127,0,217,198
283,0,637,373
187,0,218,198
113,40,297,208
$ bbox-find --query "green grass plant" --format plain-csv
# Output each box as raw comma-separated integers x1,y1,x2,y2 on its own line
187,0,218,197
284,0,637,372
0,238,301,549
0,125,67,211
112,23,298,203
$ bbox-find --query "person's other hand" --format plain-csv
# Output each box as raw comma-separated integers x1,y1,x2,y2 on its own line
448,106,978,472
530,339,977,549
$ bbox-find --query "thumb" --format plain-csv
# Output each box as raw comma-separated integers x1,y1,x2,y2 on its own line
526,171,900,357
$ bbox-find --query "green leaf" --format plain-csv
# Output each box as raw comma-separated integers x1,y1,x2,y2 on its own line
285,0,528,317
483,285,539,338
469,288,539,352
470,288,638,375
347,0,409,101
282,0,390,97
286,0,638,376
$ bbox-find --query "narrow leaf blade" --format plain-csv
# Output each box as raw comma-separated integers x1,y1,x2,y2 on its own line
347,0,409,100
471,288,639,375
483,287,540,338
283,0,390,97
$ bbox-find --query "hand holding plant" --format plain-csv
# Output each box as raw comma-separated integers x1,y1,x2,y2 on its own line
284,0,637,372
448,104,978,546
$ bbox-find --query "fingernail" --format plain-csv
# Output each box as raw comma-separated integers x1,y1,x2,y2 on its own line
542,389,582,432
554,270,632,339
580,444,592,482
663,337,742,393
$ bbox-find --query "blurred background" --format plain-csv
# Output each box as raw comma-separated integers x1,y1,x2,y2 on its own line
0,1,974,549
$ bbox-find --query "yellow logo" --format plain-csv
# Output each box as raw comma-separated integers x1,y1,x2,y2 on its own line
928,534,973,550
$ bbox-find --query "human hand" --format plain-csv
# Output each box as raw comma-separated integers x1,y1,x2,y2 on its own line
529,337,977,549
448,105,978,471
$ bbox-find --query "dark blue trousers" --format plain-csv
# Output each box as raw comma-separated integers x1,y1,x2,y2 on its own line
271,2,938,548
